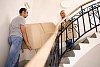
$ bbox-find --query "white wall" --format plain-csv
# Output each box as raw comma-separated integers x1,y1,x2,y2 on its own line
0,0,34,66
0,0,64,66
29,0,63,24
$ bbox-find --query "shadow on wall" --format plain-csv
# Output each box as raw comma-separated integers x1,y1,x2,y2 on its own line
0,15,10,67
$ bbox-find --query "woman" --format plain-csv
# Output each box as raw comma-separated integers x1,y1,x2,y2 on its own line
60,10,74,50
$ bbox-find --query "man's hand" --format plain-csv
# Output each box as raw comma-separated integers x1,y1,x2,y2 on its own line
26,43,32,50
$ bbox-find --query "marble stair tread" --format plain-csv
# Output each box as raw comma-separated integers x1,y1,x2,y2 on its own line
63,50,76,57
95,32,100,38
60,57,70,64
87,37,100,44
74,44,80,50
90,33,97,38
82,38,89,43
63,64,72,67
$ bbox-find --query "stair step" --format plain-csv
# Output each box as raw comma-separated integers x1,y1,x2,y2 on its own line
74,44,80,50
64,42,97,66
63,43,90,66
62,43,89,63
90,33,97,38
68,51,82,65
60,57,70,64
63,50,76,57
82,38,89,43
61,32,100,67
79,43,90,50
95,32,100,38
63,64,72,67
64,51,87,67
87,37,99,44
79,43,94,54
63,50,80,67
63,43,98,67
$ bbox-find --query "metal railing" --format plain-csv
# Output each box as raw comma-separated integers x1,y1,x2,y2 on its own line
45,1,100,67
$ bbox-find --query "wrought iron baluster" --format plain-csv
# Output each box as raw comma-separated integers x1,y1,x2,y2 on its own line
81,6,86,33
96,7,100,23
76,19,80,37
57,37,59,60
61,23,63,55
66,28,68,50
57,37,59,66
72,21,74,47
88,11,92,29
91,5,98,32
51,49,55,67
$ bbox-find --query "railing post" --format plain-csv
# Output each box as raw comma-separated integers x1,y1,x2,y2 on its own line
88,11,92,29
81,6,86,33
91,5,98,32
76,19,80,37
57,37,60,66
50,48,55,67
61,23,63,55
71,21,74,47
96,7,100,23
65,28,68,49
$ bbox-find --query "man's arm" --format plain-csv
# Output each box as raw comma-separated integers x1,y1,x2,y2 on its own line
20,24,32,50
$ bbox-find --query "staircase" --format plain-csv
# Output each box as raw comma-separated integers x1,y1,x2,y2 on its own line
59,32,100,67
44,1,100,67
58,1,100,67
59,1,100,67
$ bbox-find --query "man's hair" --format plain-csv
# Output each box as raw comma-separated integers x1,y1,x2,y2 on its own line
19,8,27,14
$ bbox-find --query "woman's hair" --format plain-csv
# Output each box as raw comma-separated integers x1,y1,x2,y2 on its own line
60,10,65,13
60,10,66,19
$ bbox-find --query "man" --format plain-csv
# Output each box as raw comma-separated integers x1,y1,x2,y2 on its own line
5,8,32,67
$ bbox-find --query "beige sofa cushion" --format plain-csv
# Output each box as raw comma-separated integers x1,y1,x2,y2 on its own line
22,23,56,49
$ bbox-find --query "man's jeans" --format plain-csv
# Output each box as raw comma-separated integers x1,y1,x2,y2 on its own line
5,35,22,67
